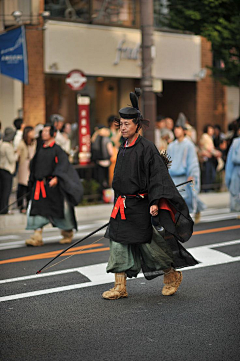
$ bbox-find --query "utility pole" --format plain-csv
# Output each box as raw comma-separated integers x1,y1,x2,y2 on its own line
140,0,156,142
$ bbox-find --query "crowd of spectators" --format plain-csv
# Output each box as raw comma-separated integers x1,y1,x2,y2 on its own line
155,114,240,193
0,112,239,214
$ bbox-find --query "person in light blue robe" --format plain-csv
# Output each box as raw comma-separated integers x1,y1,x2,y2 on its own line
225,131,240,212
167,113,206,222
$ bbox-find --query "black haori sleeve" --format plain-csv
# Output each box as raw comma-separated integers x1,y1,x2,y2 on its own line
146,152,194,244
144,149,198,271
52,145,84,206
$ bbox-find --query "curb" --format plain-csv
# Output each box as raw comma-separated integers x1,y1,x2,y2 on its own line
198,192,229,208
0,193,230,233
0,203,113,233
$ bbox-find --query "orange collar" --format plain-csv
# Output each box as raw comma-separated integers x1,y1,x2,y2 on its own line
43,140,55,148
124,135,139,148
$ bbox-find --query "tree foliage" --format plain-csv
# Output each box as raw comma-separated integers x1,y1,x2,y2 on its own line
158,0,240,87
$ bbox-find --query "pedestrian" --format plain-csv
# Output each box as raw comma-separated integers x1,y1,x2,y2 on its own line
165,117,175,143
25,124,83,246
34,123,44,151
16,126,36,213
108,115,122,149
102,88,198,300
154,115,166,151
185,122,197,145
0,127,17,214
0,120,2,140
159,128,173,151
50,114,71,154
91,125,113,191
167,114,206,224
198,124,221,192
225,125,240,212
13,118,25,151
107,115,122,186
225,118,240,155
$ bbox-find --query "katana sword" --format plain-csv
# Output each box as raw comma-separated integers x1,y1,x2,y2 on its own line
36,222,109,274
36,179,193,274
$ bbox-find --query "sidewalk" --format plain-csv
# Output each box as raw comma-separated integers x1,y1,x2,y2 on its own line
0,192,231,234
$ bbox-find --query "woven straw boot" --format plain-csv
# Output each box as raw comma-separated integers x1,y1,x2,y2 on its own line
162,268,183,296
25,229,43,247
60,230,73,244
102,272,128,300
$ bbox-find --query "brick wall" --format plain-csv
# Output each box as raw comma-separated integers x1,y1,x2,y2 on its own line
23,0,45,126
196,37,226,139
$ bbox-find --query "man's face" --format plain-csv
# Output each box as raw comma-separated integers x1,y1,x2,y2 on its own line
120,118,138,139
41,126,52,141
207,126,214,136
166,118,174,130
156,120,166,129
65,123,71,134
28,129,35,140
174,126,185,139
54,121,64,131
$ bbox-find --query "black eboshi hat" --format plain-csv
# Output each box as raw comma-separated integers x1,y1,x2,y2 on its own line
119,88,142,119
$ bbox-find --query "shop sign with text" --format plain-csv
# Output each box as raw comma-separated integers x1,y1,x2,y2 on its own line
78,95,91,165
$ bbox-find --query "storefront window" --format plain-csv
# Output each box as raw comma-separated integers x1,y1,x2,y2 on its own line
45,0,90,22
92,0,137,27
44,0,138,27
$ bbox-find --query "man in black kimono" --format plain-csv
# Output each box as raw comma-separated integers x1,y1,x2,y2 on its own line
25,124,83,246
102,89,198,300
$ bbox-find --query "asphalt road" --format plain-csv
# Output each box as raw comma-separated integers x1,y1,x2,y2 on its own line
0,210,240,361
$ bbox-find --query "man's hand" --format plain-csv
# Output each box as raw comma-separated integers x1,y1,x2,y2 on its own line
49,177,58,187
150,204,158,216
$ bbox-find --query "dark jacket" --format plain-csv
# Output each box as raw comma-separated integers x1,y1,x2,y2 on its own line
29,142,83,229
108,136,194,245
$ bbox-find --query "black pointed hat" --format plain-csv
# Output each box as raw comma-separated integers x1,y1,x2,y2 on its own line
119,88,142,119
175,112,187,130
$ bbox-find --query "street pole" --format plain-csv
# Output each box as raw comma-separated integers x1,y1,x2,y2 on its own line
140,0,156,143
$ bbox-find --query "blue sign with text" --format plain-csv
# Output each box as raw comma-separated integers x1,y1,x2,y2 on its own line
0,26,28,84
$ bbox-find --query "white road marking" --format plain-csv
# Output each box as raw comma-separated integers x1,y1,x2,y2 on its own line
0,235,20,241
199,208,230,215
0,220,109,250
0,239,240,302
0,229,106,250
199,213,240,222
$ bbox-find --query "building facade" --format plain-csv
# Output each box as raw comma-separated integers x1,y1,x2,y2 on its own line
0,0,238,139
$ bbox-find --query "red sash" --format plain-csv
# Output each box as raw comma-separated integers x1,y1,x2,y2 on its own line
111,193,148,220
111,196,126,220
34,142,58,201
34,180,47,201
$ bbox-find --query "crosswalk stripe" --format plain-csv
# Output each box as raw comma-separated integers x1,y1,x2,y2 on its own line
0,239,240,302
200,213,240,222
0,229,106,250
0,235,20,241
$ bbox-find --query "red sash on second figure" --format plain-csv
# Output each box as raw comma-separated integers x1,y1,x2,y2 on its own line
34,180,46,200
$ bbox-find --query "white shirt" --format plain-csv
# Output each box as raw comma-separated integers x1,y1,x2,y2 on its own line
55,130,71,154
0,141,18,174
13,130,23,151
